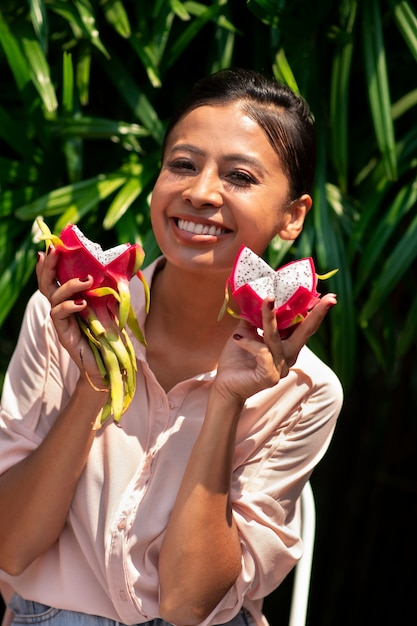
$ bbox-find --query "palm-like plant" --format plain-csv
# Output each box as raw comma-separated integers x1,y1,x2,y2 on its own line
248,0,417,387
0,0,237,333
1,2,416,623
1,0,416,391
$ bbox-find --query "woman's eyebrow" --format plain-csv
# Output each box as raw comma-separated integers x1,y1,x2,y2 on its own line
168,143,204,156
169,144,268,173
223,153,268,173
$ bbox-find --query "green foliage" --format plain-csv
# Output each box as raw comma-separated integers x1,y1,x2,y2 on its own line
0,0,416,393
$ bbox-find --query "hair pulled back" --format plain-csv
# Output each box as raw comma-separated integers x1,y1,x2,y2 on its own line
162,68,316,199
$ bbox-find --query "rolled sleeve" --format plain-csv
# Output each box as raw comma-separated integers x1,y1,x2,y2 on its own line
201,351,343,624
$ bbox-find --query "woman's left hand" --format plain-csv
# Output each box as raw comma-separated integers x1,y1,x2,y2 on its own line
215,293,337,402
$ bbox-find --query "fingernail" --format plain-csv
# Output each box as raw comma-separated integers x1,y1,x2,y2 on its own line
46,244,55,255
74,299,85,306
79,276,90,283
268,299,275,311
233,333,243,341
37,251,42,263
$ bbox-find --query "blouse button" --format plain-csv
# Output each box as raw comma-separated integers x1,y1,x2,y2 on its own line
117,518,127,531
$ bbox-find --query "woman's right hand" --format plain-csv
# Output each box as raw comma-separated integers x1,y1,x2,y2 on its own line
36,246,107,391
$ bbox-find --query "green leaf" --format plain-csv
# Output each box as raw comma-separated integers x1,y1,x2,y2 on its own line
170,0,192,21
103,152,160,229
272,48,299,93
329,3,357,192
76,47,92,106
29,0,48,51
246,0,284,28
103,176,143,230
14,174,126,221
361,0,398,180
0,11,32,92
312,133,356,385
359,211,417,324
100,0,131,38
73,0,110,58
99,53,165,143
21,33,58,113
397,292,417,358
389,0,417,64
53,116,149,140
355,180,417,295
62,51,74,114
0,236,36,328
392,88,417,120
129,36,162,88
164,2,224,69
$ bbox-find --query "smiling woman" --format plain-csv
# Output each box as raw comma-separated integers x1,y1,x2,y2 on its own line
0,68,342,626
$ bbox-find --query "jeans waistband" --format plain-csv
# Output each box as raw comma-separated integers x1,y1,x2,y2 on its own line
8,594,255,626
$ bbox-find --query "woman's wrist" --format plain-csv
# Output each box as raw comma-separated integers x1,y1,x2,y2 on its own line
74,375,110,412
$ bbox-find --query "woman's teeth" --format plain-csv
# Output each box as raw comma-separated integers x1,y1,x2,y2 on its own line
177,219,227,236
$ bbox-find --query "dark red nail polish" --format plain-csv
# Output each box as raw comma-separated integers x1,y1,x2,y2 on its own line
268,299,275,311
79,276,90,283
233,333,243,340
74,299,84,306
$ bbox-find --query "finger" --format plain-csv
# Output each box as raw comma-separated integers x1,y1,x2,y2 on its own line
285,293,337,359
260,297,289,376
36,247,60,300
50,275,93,308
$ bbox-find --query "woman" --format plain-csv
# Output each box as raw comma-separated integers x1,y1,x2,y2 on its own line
0,68,343,626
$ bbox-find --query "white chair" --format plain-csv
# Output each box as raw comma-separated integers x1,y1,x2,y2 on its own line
288,481,316,626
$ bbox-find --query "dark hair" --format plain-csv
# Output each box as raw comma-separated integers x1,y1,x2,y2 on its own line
162,68,316,199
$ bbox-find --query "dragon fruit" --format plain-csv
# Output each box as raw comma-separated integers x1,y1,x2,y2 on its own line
219,245,336,338
37,217,150,428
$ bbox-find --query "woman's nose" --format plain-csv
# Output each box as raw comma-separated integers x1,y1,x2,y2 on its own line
182,171,223,208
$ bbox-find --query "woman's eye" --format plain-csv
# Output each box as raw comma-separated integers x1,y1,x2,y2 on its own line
168,158,195,172
228,170,257,186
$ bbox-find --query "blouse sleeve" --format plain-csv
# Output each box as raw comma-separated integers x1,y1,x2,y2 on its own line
201,348,343,625
0,290,78,474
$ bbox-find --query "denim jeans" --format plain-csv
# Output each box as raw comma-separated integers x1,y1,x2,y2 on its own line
8,594,255,626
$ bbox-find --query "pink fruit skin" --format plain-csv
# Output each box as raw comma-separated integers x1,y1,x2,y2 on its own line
232,283,320,337
53,224,146,325
56,225,144,289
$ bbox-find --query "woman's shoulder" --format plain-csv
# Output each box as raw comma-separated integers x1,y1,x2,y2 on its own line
295,345,344,402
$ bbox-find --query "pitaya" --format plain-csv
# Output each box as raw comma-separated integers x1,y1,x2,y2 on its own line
219,245,336,338
37,217,150,428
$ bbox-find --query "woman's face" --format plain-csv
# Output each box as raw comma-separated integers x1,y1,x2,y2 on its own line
150,102,308,275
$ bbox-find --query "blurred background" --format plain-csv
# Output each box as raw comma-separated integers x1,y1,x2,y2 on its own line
0,1,416,624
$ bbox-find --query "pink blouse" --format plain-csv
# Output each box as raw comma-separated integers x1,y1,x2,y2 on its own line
0,258,343,626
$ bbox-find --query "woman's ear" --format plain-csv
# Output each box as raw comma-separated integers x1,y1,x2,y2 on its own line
278,194,312,241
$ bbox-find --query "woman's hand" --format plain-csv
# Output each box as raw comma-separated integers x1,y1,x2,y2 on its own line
215,293,337,403
36,247,107,391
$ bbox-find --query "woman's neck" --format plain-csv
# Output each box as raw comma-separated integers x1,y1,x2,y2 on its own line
148,261,237,342
144,261,239,391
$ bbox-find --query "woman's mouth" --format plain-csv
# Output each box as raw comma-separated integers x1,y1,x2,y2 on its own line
176,218,230,236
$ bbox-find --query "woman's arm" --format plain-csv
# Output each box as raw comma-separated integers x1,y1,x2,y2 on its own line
0,249,108,575
158,294,336,625
0,379,104,575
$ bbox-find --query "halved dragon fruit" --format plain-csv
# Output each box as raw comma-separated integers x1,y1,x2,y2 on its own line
219,245,336,337
36,217,150,427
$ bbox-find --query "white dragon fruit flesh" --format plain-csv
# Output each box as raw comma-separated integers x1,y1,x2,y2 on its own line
220,245,335,338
